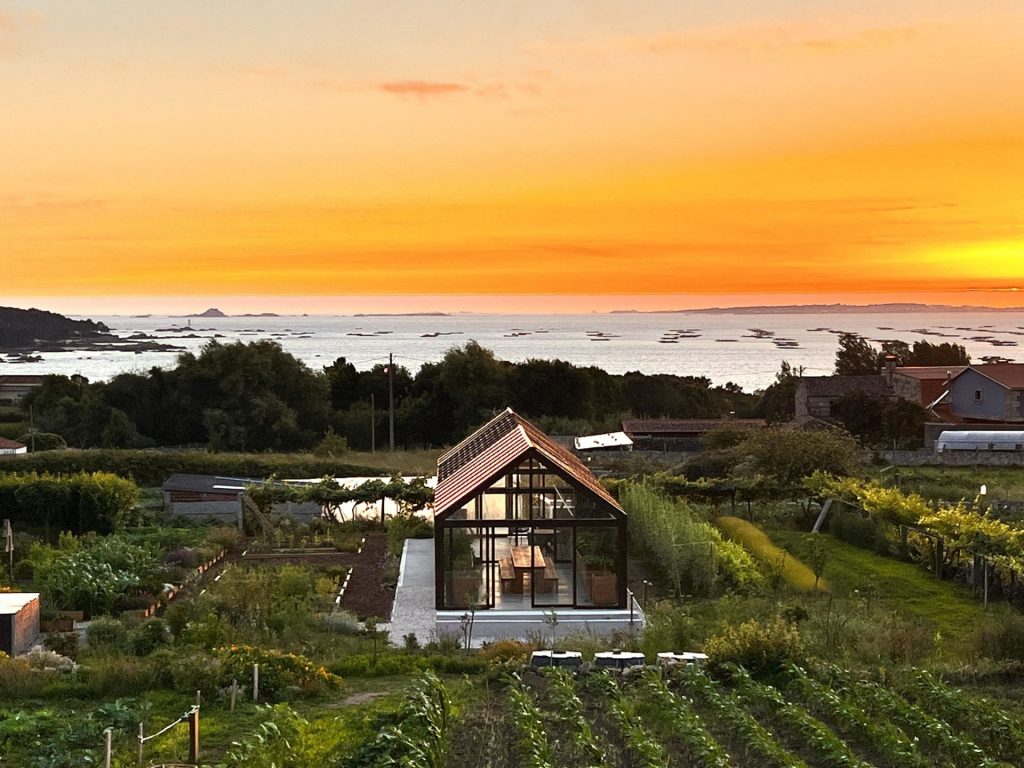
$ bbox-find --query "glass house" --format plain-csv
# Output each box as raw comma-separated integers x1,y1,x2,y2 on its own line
433,409,628,611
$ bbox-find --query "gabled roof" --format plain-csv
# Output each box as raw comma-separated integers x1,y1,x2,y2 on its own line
0,438,26,450
800,375,891,398
0,375,46,385
952,364,1024,390
434,408,623,518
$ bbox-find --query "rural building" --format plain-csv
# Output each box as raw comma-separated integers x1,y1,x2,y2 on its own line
947,365,1024,423
0,375,46,405
793,376,892,420
621,418,765,451
163,473,327,523
886,366,968,407
0,438,27,456
0,593,40,656
433,408,629,612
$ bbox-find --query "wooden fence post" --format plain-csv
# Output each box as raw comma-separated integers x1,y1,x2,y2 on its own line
188,707,200,764
103,728,112,768
230,679,239,712
253,663,260,703
137,722,144,766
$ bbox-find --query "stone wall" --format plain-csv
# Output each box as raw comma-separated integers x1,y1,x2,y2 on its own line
881,449,1024,467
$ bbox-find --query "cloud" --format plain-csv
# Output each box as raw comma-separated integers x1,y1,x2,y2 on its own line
377,80,471,97
530,20,927,58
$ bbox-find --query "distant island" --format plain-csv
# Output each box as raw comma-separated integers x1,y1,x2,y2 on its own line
352,312,450,317
175,309,281,318
612,303,1024,315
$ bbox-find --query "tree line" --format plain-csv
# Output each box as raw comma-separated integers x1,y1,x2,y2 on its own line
23,340,761,452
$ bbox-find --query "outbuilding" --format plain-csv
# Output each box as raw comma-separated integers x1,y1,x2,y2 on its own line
0,593,40,656
936,431,1024,453
0,438,27,456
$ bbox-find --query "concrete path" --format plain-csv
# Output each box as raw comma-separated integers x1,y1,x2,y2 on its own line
382,538,437,646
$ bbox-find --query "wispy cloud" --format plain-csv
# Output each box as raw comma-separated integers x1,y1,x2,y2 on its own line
530,20,928,58
377,80,470,98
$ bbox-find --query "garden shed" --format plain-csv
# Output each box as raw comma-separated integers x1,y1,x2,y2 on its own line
0,592,40,656
433,408,628,611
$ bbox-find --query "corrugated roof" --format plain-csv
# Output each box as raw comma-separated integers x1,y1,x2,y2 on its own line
0,593,39,614
434,408,623,518
162,473,254,493
621,418,766,435
0,438,26,450
0,375,47,385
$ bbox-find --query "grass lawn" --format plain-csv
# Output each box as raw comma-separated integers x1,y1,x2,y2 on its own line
768,528,986,645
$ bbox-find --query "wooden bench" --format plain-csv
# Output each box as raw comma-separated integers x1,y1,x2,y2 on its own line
498,557,519,593
537,561,559,594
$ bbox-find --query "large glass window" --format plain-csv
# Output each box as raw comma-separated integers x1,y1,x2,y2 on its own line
442,527,483,608
575,526,620,607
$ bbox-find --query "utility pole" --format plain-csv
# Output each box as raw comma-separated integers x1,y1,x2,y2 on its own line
388,353,395,452
29,405,35,452
370,393,376,453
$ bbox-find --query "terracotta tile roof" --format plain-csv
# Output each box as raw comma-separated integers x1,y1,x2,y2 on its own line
621,418,765,435
963,364,1024,389
434,408,623,518
0,438,26,450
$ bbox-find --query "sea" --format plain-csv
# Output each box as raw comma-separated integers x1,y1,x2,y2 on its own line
7,311,1024,392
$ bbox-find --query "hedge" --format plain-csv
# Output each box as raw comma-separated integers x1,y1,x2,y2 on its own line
0,471,141,535
0,450,382,486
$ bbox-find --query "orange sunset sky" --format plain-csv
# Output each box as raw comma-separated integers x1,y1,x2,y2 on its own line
2,1,1023,314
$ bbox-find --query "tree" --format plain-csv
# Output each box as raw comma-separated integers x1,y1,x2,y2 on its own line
831,392,887,445
737,428,862,485
834,333,879,375
754,361,802,423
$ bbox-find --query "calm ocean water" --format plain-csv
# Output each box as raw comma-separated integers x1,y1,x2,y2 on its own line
8,311,1024,391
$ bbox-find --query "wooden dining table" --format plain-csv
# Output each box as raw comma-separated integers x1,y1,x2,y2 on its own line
510,545,546,589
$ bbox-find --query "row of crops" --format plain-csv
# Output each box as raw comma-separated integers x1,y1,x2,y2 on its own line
491,665,1024,768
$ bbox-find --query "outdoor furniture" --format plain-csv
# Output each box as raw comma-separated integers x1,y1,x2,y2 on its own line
538,561,559,593
594,650,647,671
530,650,583,669
511,545,546,592
498,557,518,593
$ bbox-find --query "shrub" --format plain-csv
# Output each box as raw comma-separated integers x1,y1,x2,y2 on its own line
387,514,432,558
129,618,172,656
43,631,79,660
704,617,806,675
164,547,198,568
321,611,362,636
976,609,1024,661
479,638,530,664
829,512,884,552
205,525,246,554
216,645,340,699
23,647,76,673
87,616,128,648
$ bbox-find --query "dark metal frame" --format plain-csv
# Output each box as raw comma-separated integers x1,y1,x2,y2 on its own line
434,448,627,610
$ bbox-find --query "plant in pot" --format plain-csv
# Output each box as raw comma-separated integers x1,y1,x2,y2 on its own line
446,529,480,608
577,530,618,606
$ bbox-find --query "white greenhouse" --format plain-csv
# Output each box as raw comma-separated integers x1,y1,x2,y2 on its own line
935,431,1024,453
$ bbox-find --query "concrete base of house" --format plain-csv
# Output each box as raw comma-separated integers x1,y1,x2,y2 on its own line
385,539,645,649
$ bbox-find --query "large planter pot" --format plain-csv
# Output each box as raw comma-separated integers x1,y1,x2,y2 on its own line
448,574,480,608
587,571,618,606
